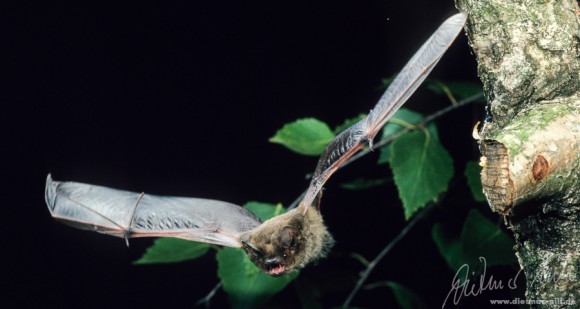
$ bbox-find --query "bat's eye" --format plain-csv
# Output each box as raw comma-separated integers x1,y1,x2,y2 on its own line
282,253,288,259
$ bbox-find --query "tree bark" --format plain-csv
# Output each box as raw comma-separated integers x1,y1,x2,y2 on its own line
455,0,580,306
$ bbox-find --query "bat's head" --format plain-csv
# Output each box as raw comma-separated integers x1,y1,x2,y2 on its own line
241,207,334,276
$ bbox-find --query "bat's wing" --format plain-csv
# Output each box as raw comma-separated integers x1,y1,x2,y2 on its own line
45,175,261,247
298,12,467,213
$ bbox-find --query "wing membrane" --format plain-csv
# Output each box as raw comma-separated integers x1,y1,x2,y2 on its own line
45,175,261,247
298,13,467,213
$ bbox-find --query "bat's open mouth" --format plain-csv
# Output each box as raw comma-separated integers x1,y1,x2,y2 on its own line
267,264,286,276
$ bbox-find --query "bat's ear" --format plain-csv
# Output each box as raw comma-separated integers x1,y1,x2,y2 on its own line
241,240,255,251
241,240,263,258
281,227,296,248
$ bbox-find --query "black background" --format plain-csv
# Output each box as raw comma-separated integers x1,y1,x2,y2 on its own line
3,1,512,308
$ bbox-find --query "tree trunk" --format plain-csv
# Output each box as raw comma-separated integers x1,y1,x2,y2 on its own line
455,0,580,306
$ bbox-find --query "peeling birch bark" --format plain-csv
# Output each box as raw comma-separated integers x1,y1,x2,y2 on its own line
456,0,580,305
480,103,579,215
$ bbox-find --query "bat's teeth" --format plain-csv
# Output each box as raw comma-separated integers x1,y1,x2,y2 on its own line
268,264,286,276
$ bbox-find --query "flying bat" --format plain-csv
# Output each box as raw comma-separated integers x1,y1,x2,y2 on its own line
45,12,467,276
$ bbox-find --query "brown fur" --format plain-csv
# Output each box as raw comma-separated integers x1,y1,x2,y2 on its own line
240,206,334,276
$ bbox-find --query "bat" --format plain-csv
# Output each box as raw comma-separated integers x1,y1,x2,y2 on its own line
45,12,467,276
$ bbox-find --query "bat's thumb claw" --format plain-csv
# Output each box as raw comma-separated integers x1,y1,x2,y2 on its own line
366,136,374,151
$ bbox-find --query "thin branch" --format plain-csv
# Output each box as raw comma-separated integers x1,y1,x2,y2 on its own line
287,191,306,211
344,92,483,168
288,92,483,210
195,282,222,308
342,203,434,308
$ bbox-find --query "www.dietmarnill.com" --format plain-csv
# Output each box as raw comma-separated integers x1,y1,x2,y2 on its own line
489,298,576,306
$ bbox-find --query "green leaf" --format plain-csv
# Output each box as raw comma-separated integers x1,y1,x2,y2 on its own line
464,161,486,202
133,238,210,265
378,108,438,165
426,80,485,102
385,281,428,309
217,247,298,309
269,118,335,156
389,130,453,219
432,209,516,272
460,209,517,267
340,177,387,190
333,114,366,134
243,201,284,221
432,224,465,271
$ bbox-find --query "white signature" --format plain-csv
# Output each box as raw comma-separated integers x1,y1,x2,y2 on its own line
442,257,508,308
441,256,571,308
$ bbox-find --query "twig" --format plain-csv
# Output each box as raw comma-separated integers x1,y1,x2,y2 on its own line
343,92,483,169
287,191,305,210
341,203,434,307
289,92,483,210
195,282,222,308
